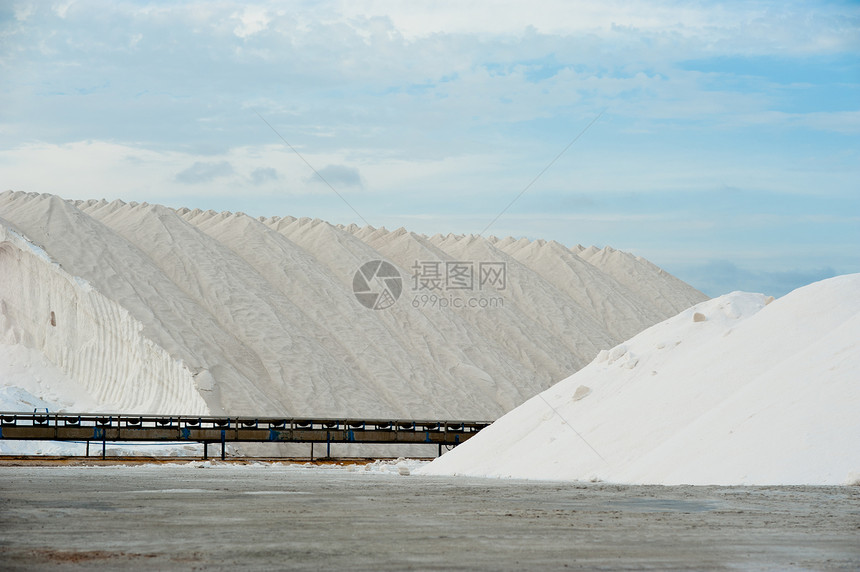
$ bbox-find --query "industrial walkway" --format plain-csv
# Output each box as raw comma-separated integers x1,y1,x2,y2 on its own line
0,411,490,459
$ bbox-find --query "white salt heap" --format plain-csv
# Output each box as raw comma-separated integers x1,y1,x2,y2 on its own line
419,274,860,485
0,345,199,456
0,191,704,420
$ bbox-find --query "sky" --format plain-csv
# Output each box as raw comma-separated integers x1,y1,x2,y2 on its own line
1,0,858,297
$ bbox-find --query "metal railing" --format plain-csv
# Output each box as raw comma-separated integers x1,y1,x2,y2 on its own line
0,411,492,460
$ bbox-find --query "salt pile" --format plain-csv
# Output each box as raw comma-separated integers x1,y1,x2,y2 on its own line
0,191,704,420
0,342,199,457
419,274,860,485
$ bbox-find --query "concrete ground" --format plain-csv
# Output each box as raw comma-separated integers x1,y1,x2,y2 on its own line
1,463,858,570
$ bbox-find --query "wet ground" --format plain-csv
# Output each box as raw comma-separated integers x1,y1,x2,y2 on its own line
1,463,858,570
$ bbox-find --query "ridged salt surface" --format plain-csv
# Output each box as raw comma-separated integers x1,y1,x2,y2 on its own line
419,274,860,485
0,222,208,414
0,191,705,419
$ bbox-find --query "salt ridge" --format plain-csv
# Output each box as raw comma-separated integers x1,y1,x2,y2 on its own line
0,191,705,422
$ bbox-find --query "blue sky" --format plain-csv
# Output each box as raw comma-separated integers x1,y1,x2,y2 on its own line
1,0,858,297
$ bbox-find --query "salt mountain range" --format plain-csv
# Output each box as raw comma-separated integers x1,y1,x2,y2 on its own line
0,191,705,420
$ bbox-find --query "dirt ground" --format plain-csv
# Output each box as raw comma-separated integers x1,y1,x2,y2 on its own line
1,463,858,571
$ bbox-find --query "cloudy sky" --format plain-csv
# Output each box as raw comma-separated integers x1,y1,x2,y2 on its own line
1,1,858,297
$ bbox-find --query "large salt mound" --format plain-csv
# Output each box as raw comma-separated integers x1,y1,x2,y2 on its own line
419,274,860,485
0,191,705,420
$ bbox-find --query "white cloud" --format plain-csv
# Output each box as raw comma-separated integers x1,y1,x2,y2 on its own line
232,6,271,39
747,110,860,134
53,1,75,19
1,0,856,297
339,0,712,37
337,0,857,54
13,3,35,22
